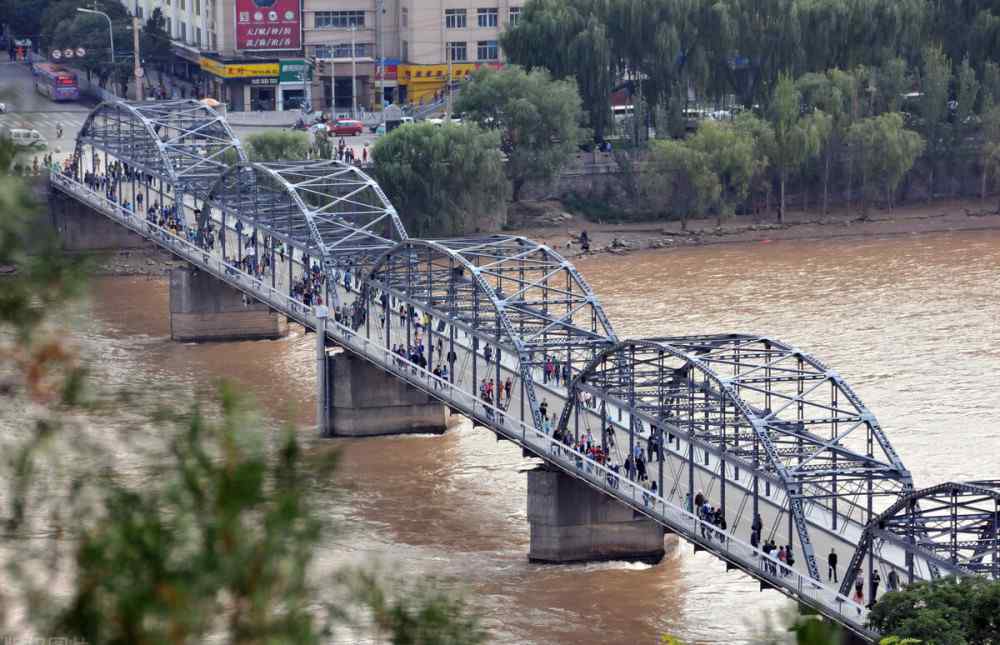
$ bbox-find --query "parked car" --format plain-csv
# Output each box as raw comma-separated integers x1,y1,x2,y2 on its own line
329,119,364,136
1,126,46,149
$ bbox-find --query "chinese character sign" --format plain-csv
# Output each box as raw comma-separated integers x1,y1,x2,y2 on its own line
236,0,301,51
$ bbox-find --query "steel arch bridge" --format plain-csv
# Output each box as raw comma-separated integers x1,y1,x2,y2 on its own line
52,99,999,640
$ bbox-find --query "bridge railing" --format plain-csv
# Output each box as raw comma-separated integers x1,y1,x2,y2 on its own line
51,171,873,637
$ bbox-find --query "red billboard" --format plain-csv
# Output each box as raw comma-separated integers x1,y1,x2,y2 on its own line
235,0,302,51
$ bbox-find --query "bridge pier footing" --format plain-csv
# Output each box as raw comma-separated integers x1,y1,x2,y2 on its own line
169,267,288,342
48,185,150,252
320,350,450,438
527,467,666,564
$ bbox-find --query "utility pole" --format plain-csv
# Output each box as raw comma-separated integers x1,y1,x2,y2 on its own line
445,35,452,120
132,15,143,100
350,25,357,119
376,0,385,123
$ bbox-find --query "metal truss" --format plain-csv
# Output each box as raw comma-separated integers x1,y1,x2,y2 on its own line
366,236,618,430
76,99,246,195
207,161,408,266
556,335,914,581
840,481,1000,596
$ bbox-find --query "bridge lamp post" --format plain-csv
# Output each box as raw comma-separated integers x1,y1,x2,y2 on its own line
77,8,115,65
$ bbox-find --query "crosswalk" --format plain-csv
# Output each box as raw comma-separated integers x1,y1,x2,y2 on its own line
0,111,88,134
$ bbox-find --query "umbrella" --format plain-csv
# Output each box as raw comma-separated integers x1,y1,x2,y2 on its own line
199,97,221,108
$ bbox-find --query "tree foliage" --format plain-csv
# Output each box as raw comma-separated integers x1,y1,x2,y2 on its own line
768,73,829,222
40,0,133,89
685,120,756,223
372,123,510,236
456,65,583,201
642,138,719,229
868,577,1000,645
848,112,925,214
245,130,311,161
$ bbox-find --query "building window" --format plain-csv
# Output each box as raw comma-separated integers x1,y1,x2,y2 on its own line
444,9,466,28
210,31,217,50
401,7,408,26
316,42,373,58
135,5,143,18
476,40,497,60
508,6,520,25
477,8,497,27
194,0,200,15
402,39,408,60
314,10,365,29
195,27,202,46
179,21,187,42
179,0,185,10
447,41,466,62
166,17,172,34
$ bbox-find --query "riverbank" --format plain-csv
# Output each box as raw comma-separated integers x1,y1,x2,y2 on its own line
510,198,1000,257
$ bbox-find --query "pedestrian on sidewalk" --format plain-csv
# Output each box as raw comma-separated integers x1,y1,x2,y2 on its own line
828,548,839,583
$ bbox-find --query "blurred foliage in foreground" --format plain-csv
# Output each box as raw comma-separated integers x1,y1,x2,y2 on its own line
0,170,485,644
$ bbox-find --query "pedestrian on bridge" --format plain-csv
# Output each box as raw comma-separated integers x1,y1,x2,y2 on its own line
827,548,839,583
871,570,881,603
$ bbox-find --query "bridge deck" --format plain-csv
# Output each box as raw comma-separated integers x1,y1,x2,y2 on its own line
50,170,914,639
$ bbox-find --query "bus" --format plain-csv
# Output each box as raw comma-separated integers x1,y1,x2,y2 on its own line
32,63,80,102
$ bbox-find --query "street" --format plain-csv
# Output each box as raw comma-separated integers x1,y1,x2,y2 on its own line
0,61,379,164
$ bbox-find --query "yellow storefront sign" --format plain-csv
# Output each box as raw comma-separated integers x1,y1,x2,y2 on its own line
200,58,278,79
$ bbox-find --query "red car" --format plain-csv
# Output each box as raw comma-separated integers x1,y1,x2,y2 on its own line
329,119,364,136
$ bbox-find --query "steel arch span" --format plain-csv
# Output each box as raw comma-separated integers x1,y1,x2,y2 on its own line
75,99,247,195
840,480,1000,596
206,160,408,285
556,335,914,581
366,236,618,431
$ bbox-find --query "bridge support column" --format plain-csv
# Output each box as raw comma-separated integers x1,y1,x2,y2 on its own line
527,467,665,564
322,351,450,438
169,267,287,342
48,185,150,252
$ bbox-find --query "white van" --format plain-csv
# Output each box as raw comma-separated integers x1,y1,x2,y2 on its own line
2,127,47,149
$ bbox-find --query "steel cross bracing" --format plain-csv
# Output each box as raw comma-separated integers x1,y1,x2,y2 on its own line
57,99,1000,640
365,236,618,431
76,99,247,195
555,336,913,581
840,481,1000,596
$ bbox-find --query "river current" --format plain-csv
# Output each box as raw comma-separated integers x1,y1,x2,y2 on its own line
68,230,1000,643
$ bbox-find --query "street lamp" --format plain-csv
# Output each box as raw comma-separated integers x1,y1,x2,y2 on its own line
76,7,115,64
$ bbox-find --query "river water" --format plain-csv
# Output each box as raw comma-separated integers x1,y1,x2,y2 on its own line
72,230,1000,644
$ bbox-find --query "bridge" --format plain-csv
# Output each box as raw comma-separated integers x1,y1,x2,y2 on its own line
46,99,1000,641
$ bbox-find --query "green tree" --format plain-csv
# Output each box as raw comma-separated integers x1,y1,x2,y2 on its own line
868,577,1000,645
768,73,827,223
917,45,951,201
950,56,980,195
978,105,1000,209
142,8,174,80
41,0,132,90
798,68,857,215
642,138,720,230
456,65,583,201
245,130,311,161
732,112,775,219
371,122,510,236
876,58,910,114
686,120,756,225
848,112,925,215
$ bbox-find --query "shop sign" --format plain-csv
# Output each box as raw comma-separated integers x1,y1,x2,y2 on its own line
250,77,279,85
200,58,279,79
235,0,302,51
278,59,311,83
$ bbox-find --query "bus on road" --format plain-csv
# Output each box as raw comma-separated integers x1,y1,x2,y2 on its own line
32,63,80,102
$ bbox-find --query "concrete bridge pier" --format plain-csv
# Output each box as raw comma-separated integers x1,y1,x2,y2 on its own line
527,467,666,564
316,338,450,438
169,266,288,342
48,185,149,252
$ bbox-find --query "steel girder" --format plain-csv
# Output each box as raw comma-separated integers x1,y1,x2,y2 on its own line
366,236,618,430
206,161,407,266
840,481,1000,596
556,335,914,581
76,99,246,195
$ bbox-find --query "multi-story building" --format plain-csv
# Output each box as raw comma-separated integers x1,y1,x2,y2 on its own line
133,0,518,111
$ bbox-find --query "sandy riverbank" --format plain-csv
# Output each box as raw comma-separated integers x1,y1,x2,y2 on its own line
509,198,1000,257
